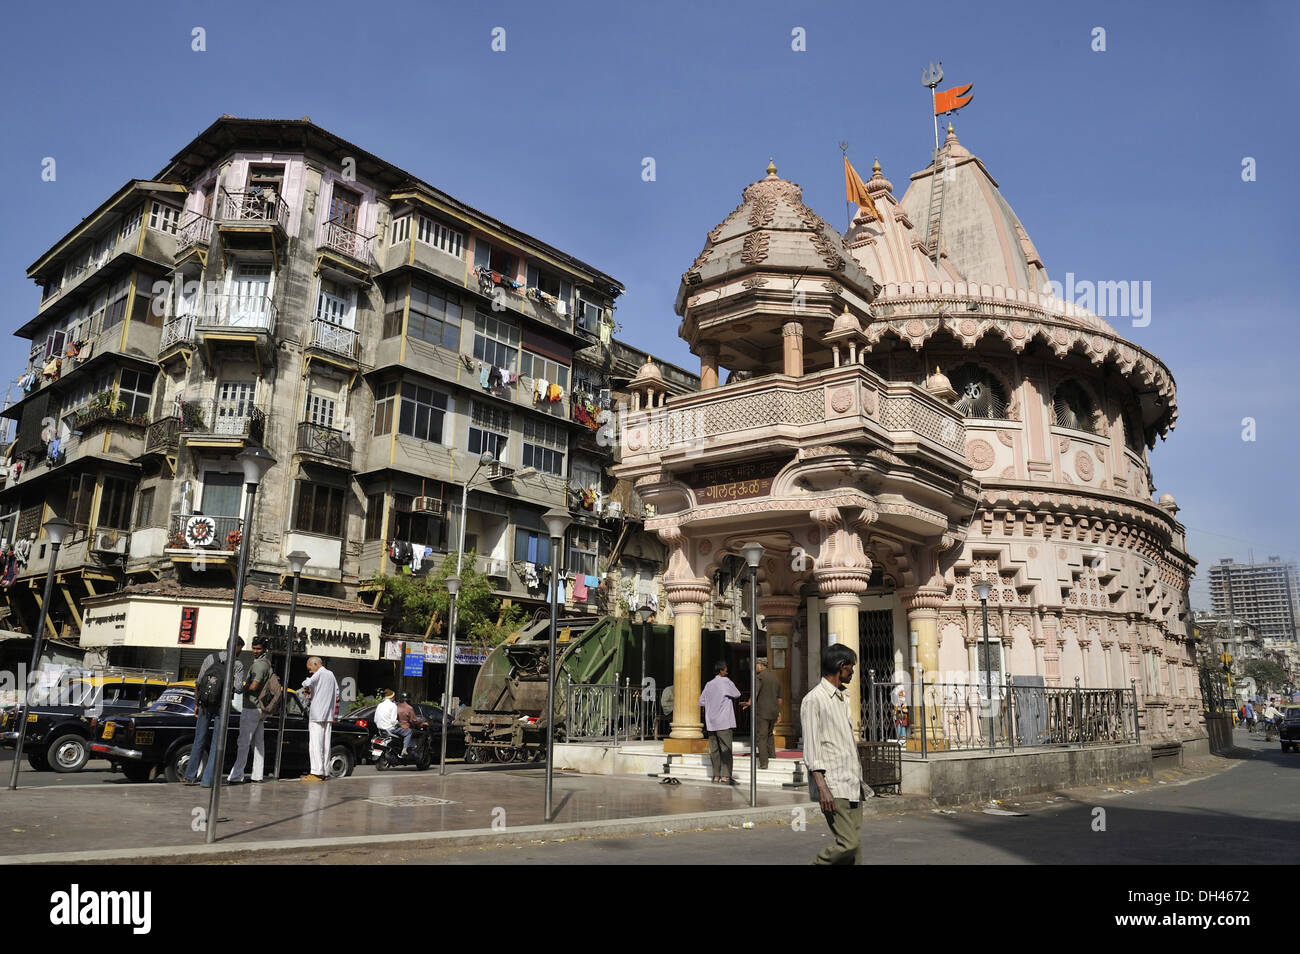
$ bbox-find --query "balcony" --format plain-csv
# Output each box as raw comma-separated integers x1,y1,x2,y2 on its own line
318,221,376,280
295,422,353,467
183,294,278,368
220,189,289,229
166,512,243,567
307,318,360,363
175,213,214,263
179,399,267,448
142,416,181,457
159,315,196,356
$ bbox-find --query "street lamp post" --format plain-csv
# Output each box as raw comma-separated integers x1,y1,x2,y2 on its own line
542,507,571,823
206,447,275,844
440,449,495,776
274,550,310,780
637,604,654,736
7,515,73,791
741,542,763,808
440,573,460,775
973,580,994,752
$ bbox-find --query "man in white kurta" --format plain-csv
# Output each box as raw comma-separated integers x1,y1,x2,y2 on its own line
300,657,339,780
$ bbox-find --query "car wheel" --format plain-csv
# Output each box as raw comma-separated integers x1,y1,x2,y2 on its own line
27,751,50,771
327,745,355,778
47,733,90,773
122,763,154,783
165,744,194,784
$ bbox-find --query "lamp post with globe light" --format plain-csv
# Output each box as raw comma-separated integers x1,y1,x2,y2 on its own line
973,579,994,752
542,506,571,822
274,549,310,780
206,446,275,844
741,542,764,807
7,515,73,791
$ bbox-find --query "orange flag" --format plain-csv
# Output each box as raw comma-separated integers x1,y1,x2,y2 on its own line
843,156,882,223
934,83,973,116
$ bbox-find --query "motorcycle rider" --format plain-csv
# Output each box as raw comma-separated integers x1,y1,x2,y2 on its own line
395,692,425,757
375,689,399,747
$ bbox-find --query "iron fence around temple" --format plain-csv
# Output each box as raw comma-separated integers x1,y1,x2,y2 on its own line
862,671,1139,759
564,680,659,744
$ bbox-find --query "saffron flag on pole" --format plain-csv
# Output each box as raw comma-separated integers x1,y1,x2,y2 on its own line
843,156,882,223
934,83,973,116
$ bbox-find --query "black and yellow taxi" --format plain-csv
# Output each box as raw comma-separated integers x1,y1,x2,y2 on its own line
1,670,171,773
92,683,367,782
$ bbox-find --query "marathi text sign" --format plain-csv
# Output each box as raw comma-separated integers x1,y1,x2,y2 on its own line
686,458,786,504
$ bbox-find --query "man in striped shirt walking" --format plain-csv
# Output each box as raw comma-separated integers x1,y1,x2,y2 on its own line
801,643,871,864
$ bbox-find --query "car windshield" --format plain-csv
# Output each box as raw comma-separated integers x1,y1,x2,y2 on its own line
146,689,197,715
1284,708,1300,723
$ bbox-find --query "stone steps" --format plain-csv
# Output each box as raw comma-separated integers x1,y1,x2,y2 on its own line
662,751,805,788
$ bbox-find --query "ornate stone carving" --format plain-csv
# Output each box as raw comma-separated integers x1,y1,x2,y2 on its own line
808,231,846,270
697,538,712,557
959,318,979,337
1057,438,1070,455
965,438,995,471
861,387,877,416
830,387,854,413
664,578,713,616
1075,451,1095,481
905,319,926,339
821,281,842,295
741,231,769,265
997,429,1015,447
1001,466,1017,478
747,193,776,228
741,276,769,290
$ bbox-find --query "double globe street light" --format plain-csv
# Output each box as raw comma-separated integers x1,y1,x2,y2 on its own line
542,506,571,823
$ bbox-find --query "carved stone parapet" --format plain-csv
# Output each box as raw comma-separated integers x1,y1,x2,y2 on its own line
664,578,712,617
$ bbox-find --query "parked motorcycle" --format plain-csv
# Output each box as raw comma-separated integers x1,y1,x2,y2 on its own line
371,723,432,770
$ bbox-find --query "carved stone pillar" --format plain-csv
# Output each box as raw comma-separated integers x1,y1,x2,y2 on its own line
810,506,872,730
758,594,800,748
900,587,946,749
782,320,805,377
698,341,719,391
663,578,713,753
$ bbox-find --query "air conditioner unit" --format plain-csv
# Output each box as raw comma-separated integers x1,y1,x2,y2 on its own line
411,497,445,516
604,501,623,519
487,462,515,481
487,558,509,578
94,532,127,555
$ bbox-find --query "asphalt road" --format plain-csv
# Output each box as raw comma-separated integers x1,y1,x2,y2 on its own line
244,731,1295,865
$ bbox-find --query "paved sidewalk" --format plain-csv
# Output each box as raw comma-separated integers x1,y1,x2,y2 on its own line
0,766,813,864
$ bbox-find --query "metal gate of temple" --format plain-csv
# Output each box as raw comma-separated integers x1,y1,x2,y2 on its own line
858,609,901,792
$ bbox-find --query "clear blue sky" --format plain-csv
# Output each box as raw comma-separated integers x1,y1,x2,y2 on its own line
1,0,1296,609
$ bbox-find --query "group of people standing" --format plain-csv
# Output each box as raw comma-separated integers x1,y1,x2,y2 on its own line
697,647,872,865
1240,699,1286,739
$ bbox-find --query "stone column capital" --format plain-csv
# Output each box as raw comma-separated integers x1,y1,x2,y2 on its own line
814,568,871,600
664,578,711,616
757,594,801,622
899,586,947,613
697,340,719,357
782,320,804,337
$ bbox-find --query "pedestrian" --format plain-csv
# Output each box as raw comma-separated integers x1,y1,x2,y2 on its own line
753,657,782,770
698,660,742,784
300,656,339,781
227,637,272,784
1244,701,1256,732
1262,703,1281,740
801,643,872,865
185,638,245,787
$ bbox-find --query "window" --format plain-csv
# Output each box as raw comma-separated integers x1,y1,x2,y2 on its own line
572,365,605,399
383,282,406,338
514,528,552,567
67,474,95,526
118,205,142,244
328,185,361,231
567,525,599,578
134,487,156,529
42,329,67,361
306,392,336,428
103,278,130,330
294,482,345,536
315,278,354,325
473,241,516,279
950,364,1009,419
398,383,449,443
526,264,573,305
116,368,155,418
468,401,509,460
570,459,601,491
577,296,603,332
364,493,385,541
518,352,569,388
148,201,181,235
98,476,136,531
392,493,447,551
87,289,107,336
408,280,462,349
390,215,411,246
373,381,397,436
1054,380,1098,434
522,417,565,476
417,215,464,258
472,311,519,371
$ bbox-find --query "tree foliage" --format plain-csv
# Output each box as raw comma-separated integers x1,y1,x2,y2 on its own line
1242,658,1288,692
369,551,527,650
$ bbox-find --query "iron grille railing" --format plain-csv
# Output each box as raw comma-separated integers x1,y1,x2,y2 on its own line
194,294,277,333
145,416,181,454
221,188,290,228
564,680,657,743
308,318,359,359
295,421,352,463
175,213,214,255
167,512,244,551
160,316,196,349
180,399,267,443
864,672,1139,757
320,221,374,264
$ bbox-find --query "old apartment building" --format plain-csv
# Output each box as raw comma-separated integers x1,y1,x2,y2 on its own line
0,117,694,684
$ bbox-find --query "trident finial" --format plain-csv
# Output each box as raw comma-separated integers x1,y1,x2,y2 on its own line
922,60,944,89
838,140,848,156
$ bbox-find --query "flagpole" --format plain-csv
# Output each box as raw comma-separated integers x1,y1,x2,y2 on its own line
839,141,851,231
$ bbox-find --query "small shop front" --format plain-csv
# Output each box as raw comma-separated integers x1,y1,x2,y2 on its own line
379,637,489,712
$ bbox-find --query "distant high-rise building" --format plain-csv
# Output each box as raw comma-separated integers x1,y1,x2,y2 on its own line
1209,557,1300,641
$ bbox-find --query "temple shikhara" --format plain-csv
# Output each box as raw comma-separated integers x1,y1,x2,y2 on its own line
616,127,1200,757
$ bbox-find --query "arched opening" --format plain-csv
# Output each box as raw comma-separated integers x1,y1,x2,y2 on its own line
949,363,1010,419
1053,379,1098,434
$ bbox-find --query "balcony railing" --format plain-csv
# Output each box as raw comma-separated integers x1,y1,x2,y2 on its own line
175,213,214,255
180,399,266,443
295,422,352,463
320,221,374,265
192,295,278,333
308,319,359,359
160,315,196,350
221,189,290,228
145,416,181,454
167,512,244,552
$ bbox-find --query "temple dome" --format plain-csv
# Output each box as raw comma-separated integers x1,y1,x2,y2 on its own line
845,157,946,286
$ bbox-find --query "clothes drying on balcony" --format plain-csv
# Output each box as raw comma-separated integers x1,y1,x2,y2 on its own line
409,543,434,572
41,358,61,380
388,540,413,567
573,574,587,601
